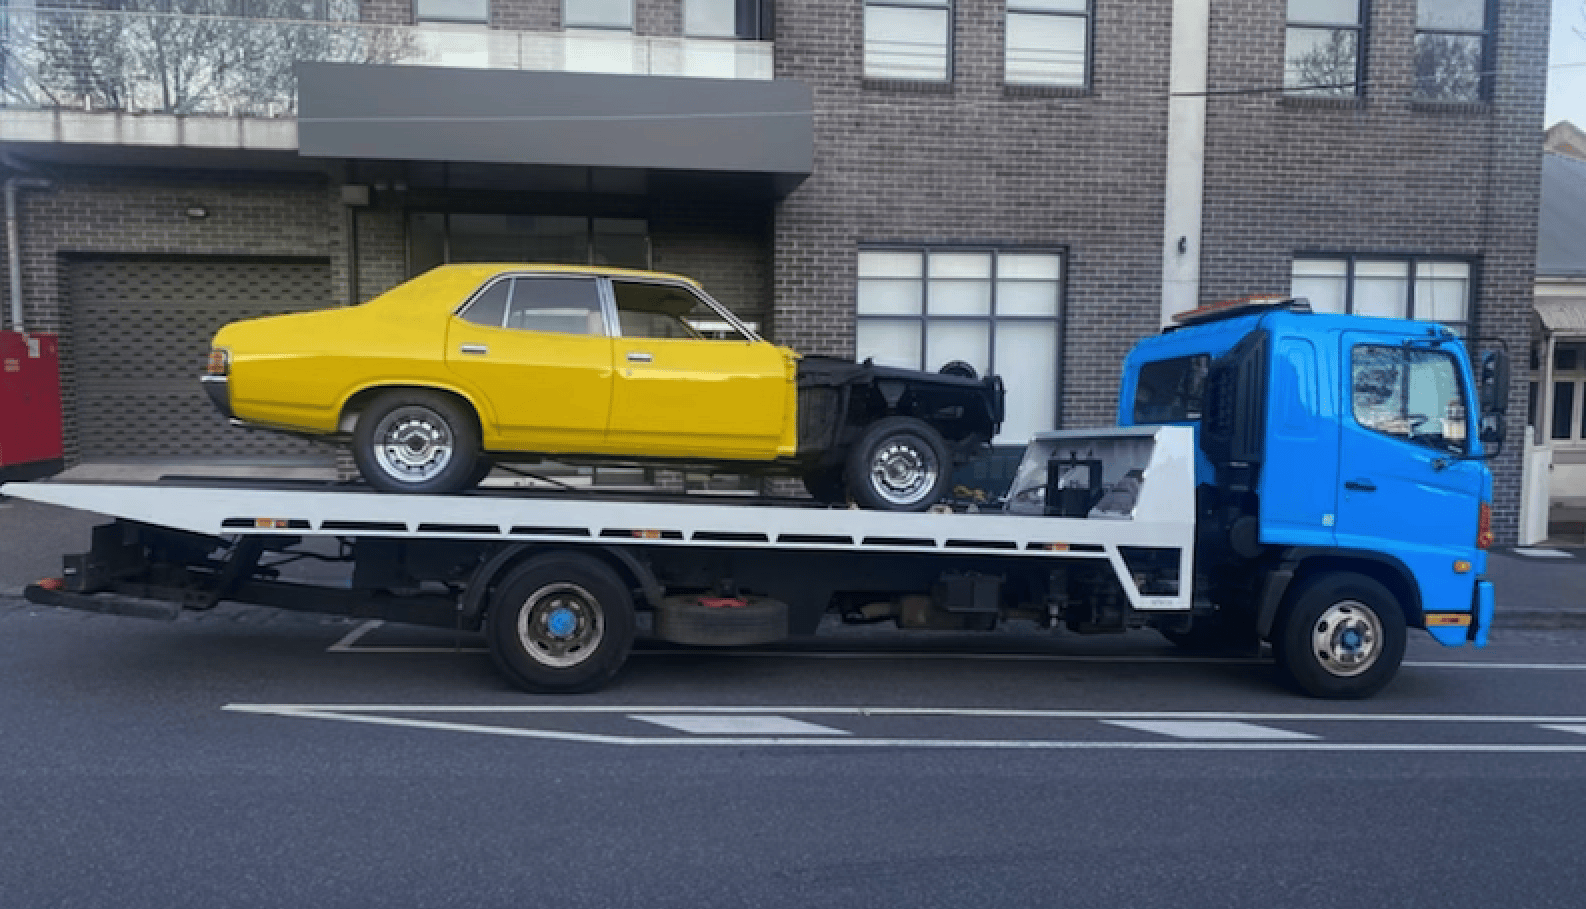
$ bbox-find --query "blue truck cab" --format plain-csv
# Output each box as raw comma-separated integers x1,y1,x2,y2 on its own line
1116,297,1504,697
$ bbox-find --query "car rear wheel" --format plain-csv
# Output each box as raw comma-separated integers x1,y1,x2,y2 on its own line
352,390,482,494
844,416,952,512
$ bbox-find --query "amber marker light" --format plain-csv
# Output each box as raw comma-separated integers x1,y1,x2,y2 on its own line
254,518,289,529
1453,560,1472,574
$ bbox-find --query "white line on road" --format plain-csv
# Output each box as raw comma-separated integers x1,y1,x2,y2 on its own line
1102,720,1319,740
218,705,1586,753
632,714,851,735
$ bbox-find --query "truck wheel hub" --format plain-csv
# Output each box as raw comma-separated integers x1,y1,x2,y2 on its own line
519,582,603,668
1312,599,1381,677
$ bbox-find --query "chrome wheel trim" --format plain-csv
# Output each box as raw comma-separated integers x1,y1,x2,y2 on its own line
517,582,604,669
371,405,455,483
867,436,940,506
1311,599,1383,678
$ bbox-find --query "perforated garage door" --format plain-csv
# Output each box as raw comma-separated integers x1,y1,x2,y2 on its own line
68,258,334,461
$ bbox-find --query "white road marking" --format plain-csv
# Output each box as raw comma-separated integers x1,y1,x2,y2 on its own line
1102,720,1318,740
1538,724,1586,736
218,705,1586,753
631,715,850,736
1511,548,1574,558
327,620,385,652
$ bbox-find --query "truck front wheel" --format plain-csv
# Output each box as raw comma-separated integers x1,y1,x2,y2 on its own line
1273,572,1406,699
845,417,952,512
486,553,636,694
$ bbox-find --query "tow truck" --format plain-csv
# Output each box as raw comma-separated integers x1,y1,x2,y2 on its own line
3,298,1506,698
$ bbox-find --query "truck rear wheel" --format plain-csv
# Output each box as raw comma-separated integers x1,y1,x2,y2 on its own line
1273,571,1406,699
845,416,952,512
486,553,635,694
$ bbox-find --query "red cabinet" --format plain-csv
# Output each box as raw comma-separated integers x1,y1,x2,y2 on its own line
0,330,63,480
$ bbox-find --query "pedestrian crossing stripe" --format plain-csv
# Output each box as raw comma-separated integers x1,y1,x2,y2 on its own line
631,715,851,736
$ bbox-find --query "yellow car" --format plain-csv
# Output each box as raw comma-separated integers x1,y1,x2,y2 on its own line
204,265,1004,510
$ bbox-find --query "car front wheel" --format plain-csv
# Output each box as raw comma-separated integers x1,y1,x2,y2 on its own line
352,390,482,494
844,416,952,512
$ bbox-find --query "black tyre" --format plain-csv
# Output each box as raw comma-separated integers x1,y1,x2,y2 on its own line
654,595,788,647
352,390,481,494
801,465,849,504
844,416,953,512
486,553,636,694
466,457,495,488
1273,571,1407,699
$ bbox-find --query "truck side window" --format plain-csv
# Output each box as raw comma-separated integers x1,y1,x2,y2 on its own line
1132,355,1209,423
1350,345,1468,454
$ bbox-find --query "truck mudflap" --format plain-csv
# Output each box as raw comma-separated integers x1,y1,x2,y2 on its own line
1423,578,1494,648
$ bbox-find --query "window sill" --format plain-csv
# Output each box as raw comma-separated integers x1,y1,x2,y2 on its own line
1410,100,1490,116
1003,83,1091,99
862,78,953,94
1277,95,1365,111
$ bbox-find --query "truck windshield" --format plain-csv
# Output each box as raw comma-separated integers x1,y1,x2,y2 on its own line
1132,355,1209,423
1350,345,1468,454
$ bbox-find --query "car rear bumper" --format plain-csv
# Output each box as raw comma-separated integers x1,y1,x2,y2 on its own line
200,375,233,419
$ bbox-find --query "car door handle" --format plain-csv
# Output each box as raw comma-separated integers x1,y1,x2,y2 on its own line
1344,479,1377,492
459,344,488,355
626,351,653,364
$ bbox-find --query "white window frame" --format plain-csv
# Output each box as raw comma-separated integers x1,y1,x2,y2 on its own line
415,0,488,25
856,247,1064,444
1004,0,1090,88
864,0,952,83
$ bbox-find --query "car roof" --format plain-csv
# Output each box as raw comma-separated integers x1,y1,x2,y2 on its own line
424,263,704,289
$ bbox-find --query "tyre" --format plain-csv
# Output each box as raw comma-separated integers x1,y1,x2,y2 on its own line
352,390,481,494
844,416,953,512
800,465,848,504
486,553,636,694
654,595,788,647
1273,571,1407,699
466,457,495,488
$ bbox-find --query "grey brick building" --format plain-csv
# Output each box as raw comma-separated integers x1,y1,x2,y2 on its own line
0,0,1547,539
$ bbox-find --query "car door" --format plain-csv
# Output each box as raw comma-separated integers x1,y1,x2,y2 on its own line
1333,332,1485,559
444,274,613,452
604,278,791,459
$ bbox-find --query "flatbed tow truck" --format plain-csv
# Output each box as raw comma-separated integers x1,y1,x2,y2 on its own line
3,298,1507,698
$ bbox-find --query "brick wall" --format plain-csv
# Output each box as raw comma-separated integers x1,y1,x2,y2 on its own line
772,0,1173,430
1198,0,1548,540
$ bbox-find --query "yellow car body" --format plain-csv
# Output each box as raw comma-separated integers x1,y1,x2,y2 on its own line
207,264,800,464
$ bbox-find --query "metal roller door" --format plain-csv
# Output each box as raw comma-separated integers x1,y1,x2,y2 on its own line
67,257,334,461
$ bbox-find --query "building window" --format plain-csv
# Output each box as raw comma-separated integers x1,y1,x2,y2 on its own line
1546,344,1586,444
864,0,951,82
1291,257,1471,335
1284,0,1363,97
1004,0,1089,87
1414,0,1489,102
415,0,487,24
564,0,633,30
857,248,1062,443
409,214,650,275
686,0,764,39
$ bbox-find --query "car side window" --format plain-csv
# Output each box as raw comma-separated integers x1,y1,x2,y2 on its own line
1350,344,1468,454
612,280,748,341
503,276,606,336
458,279,510,328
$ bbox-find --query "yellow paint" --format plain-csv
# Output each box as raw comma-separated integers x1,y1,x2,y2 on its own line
1425,614,1473,627
211,264,799,461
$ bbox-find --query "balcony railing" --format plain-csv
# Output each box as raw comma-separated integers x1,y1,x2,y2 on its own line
0,9,773,119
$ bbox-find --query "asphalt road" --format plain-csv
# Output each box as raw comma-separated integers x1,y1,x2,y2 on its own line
5,597,1586,909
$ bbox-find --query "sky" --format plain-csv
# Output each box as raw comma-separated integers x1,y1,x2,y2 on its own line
1549,0,1586,128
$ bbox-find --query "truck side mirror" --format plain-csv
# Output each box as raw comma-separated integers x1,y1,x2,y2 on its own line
1477,348,1509,455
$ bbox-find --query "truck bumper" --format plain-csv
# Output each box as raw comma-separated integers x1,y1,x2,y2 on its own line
1424,578,1494,648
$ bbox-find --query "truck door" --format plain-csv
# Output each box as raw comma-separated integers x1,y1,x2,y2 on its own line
1334,334,1484,556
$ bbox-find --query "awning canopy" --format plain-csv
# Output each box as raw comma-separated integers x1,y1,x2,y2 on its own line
1535,297,1586,335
